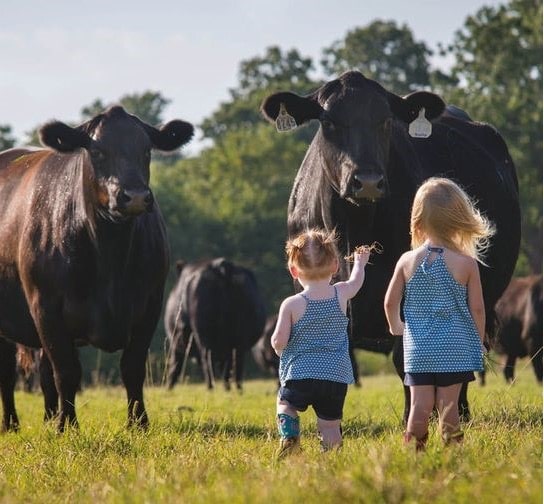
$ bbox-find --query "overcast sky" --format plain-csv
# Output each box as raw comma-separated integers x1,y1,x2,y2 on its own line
1,0,505,153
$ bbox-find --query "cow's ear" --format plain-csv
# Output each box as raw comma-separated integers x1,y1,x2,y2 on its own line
388,91,446,123
143,120,194,151
39,121,91,152
212,257,233,278
261,92,323,127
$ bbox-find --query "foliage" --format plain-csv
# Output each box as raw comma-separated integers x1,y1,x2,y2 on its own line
0,124,16,150
152,123,309,314
81,90,171,126
2,368,541,503
321,20,433,95
442,0,543,274
200,46,319,142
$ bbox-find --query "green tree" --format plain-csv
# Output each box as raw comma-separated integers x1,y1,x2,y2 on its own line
152,124,308,312
0,124,16,150
81,91,171,125
443,0,542,273
320,20,433,95
201,46,319,142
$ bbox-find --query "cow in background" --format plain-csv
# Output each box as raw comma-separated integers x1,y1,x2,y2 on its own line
0,106,193,431
252,315,280,379
261,70,520,423
493,275,543,383
165,258,266,391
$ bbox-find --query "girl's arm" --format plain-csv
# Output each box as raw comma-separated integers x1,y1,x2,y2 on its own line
467,259,486,343
336,250,371,300
270,298,294,356
384,258,406,336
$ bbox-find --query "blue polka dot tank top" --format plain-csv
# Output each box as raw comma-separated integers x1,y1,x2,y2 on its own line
403,247,483,373
279,286,355,386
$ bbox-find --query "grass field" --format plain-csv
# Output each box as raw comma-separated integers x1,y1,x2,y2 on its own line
0,361,541,504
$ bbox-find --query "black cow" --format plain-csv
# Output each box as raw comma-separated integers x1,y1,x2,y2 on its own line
261,71,520,423
493,275,543,383
165,258,266,391
0,106,193,431
252,314,280,378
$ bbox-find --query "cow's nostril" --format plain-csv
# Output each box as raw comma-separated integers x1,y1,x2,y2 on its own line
376,178,385,191
352,178,363,191
119,191,132,204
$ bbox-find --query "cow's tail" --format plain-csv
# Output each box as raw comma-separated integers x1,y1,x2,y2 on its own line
16,344,36,378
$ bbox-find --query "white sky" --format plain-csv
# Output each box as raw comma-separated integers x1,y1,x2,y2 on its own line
1,0,505,153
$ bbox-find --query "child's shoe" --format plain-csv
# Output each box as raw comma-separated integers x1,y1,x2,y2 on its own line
276,436,301,459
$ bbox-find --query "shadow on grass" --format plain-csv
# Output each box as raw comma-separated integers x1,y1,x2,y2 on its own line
343,416,396,439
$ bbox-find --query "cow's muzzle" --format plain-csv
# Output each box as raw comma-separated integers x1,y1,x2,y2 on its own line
117,188,154,215
350,173,385,202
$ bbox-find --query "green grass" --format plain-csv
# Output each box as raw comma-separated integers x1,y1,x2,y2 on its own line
0,365,541,504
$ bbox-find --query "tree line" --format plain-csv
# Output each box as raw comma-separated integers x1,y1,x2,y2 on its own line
1,0,541,383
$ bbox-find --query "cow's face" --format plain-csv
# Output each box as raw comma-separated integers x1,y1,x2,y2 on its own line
261,71,445,203
39,106,193,218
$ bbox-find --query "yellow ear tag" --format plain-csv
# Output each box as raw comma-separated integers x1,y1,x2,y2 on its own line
408,108,432,138
275,103,297,132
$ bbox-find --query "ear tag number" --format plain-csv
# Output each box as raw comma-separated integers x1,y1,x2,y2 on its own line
276,103,297,132
408,108,432,138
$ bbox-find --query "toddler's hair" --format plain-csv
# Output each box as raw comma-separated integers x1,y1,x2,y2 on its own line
286,229,339,280
410,177,495,263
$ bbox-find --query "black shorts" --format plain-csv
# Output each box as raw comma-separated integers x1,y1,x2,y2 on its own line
404,371,476,387
278,379,348,421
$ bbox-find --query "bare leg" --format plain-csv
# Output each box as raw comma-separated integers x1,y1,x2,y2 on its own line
317,417,342,450
404,385,434,450
406,385,434,439
436,383,464,444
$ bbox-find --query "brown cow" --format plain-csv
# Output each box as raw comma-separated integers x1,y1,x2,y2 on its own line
493,275,543,383
0,106,193,431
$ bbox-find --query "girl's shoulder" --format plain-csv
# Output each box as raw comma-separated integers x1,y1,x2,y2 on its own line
398,247,426,279
442,249,478,285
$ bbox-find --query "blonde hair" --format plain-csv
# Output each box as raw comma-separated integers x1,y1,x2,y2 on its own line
286,229,339,280
410,177,495,263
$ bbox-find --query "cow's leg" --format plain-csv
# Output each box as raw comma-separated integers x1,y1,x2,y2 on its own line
166,326,190,389
234,347,244,392
205,349,215,390
503,354,516,383
39,351,58,421
120,342,149,429
392,338,410,424
348,339,361,387
457,382,470,422
222,352,232,391
0,339,19,432
41,343,81,431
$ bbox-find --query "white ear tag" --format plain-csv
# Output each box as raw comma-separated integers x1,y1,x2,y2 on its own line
408,108,432,138
275,103,297,132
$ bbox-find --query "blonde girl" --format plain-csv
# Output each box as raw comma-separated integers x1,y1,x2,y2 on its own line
271,229,370,457
384,177,494,450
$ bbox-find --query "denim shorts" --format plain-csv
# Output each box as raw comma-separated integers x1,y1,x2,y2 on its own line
404,371,476,387
278,379,348,421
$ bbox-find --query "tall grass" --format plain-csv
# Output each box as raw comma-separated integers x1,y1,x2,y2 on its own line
0,365,541,503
